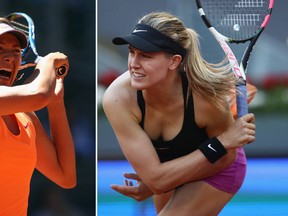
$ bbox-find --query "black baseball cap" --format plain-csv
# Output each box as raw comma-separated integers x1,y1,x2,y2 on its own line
112,24,186,60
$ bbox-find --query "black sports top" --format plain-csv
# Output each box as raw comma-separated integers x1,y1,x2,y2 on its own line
137,73,209,163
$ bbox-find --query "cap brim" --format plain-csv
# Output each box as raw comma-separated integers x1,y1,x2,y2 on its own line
0,23,28,49
9,31,28,49
112,24,187,60
112,35,162,53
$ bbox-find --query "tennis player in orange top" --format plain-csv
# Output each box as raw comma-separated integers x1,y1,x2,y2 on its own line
0,17,76,215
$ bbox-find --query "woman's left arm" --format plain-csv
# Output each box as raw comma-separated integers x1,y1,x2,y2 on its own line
33,76,76,189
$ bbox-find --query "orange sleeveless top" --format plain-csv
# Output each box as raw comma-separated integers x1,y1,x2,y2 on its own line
0,113,37,216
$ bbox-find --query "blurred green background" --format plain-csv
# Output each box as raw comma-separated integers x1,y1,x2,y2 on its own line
1,1,95,215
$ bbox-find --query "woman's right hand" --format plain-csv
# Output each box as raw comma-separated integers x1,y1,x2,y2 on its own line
217,113,256,150
38,52,69,77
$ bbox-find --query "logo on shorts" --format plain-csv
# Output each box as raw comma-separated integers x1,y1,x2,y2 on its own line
208,144,217,152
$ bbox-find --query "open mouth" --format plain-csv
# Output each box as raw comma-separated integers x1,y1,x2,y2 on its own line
0,70,12,80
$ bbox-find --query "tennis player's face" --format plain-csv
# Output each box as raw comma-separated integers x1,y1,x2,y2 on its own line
0,33,22,86
128,46,173,90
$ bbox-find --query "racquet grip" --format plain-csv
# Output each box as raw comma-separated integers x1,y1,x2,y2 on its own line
56,65,67,77
236,84,248,118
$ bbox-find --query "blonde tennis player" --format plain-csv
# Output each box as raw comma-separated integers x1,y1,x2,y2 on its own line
103,12,256,216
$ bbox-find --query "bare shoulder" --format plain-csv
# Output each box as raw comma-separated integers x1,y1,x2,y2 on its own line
102,71,140,123
103,71,134,110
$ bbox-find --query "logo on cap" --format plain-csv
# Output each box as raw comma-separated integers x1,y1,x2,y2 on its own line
133,28,148,33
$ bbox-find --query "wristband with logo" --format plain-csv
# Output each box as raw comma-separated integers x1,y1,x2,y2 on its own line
198,137,227,163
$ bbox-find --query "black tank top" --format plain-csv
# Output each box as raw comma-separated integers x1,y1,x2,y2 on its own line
137,73,209,163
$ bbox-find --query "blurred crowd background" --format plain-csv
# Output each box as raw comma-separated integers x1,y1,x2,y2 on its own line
98,0,288,159
1,0,95,215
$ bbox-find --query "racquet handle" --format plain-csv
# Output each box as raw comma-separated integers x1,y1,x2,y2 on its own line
56,65,67,77
236,84,248,118
35,56,67,77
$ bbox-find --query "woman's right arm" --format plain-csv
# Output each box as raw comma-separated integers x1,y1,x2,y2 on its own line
0,52,68,115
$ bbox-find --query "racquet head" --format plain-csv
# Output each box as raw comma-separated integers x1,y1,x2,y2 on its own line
6,12,67,77
6,12,41,70
196,0,274,42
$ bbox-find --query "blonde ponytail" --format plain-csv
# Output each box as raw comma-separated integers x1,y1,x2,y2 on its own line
184,28,236,111
139,12,237,111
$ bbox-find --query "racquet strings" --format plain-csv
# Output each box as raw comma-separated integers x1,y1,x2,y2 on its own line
199,0,270,40
10,19,29,37
8,15,39,69
7,13,67,77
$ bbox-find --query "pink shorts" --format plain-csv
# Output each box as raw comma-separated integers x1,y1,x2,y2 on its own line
203,147,247,194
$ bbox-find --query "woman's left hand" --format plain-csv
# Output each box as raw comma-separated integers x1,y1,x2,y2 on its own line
111,173,154,202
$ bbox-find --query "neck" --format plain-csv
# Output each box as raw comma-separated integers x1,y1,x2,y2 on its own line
143,73,182,109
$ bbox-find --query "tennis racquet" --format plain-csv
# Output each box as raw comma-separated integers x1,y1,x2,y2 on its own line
195,0,274,118
6,12,67,79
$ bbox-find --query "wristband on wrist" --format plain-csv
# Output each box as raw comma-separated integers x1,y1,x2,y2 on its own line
198,137,227,164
